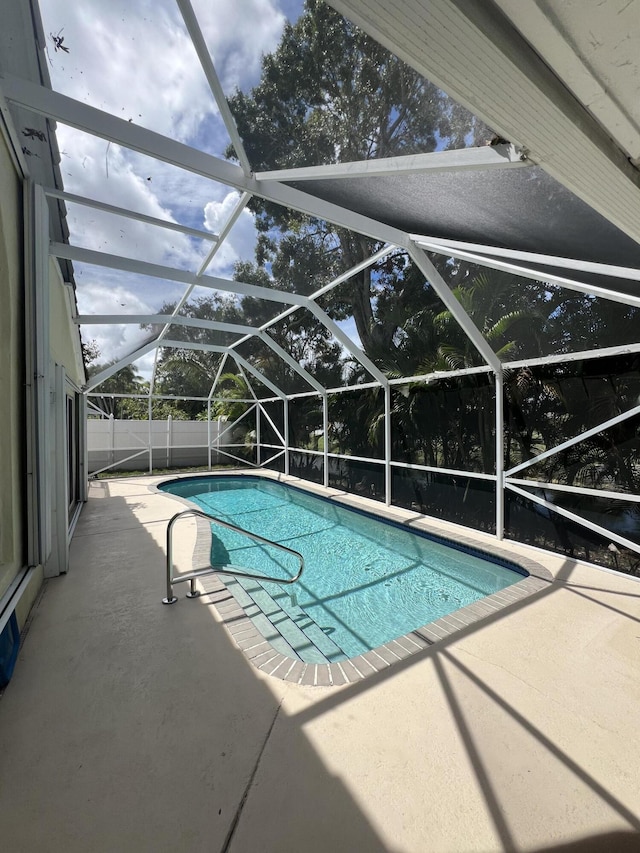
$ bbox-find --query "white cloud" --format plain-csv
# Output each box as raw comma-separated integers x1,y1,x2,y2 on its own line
202,192,257,274
191,0,286,92
38,0,298,363
41,0,289,145
77,280,156,365
43,0,211,142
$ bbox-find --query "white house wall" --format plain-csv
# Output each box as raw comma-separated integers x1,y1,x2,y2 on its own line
49,256,84,389
0,143,86,631
0,129,28,607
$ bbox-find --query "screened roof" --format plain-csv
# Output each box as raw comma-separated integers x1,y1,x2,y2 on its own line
285,165,640,272
2,0,640,401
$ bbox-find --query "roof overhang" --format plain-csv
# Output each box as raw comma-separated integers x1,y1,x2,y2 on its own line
327,0,640,249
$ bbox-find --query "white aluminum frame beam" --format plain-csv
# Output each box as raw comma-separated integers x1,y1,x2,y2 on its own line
261,369,494,401
255,333,326,394
228,244,398,351
208,352,229,400
161,339,287,399
305,301,389,386
389,460,496,481
505,402,640,478
505,341,640,371
87,392,213,401
50,243,310,306
408,245,501,372
255,143,527,182
231,353,286,401
413,238,640,310
495,367,505,539
234,362,258,404
75,314,256,336
84,340,160,391
78,314,325,393
197,191,250,277
1,74,409,247
215,404,257,444
61,247,391,388
258,404,287,446
388,365,492,384
506,478,640,505
175,0,252,176
506,483,640,558
411,233,640,283
308,243,398,302
149,190,251,394
44,186,219,242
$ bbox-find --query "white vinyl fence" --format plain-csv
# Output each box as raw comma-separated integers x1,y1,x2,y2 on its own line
87,416,244,475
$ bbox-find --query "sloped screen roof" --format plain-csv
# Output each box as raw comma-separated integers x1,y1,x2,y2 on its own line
286,165,640,270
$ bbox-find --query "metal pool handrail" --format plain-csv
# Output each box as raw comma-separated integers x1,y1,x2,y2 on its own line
163,508,304,604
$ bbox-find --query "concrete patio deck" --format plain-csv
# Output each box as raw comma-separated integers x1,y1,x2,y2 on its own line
1,473,639,852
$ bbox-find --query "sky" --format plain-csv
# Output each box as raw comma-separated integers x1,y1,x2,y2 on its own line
39,0,304,375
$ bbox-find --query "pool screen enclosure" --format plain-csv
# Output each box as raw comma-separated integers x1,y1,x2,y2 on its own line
5,0,640,578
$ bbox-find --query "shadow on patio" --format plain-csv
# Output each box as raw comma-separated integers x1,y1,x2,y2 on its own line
1,476,639,852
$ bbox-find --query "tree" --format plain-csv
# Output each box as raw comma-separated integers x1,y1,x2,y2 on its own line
88,361,191,421
227,0,490,360
232,261,345,391
81,338,101,367
152,260,347,400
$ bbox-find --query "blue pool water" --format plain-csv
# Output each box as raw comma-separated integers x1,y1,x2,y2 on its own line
160,476,525,660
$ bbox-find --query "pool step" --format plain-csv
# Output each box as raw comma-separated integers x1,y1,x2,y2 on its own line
223,576,346,664
223,578,303,661
269,587,346,662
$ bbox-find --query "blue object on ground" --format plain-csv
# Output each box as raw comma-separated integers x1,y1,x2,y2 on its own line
0,611,20,687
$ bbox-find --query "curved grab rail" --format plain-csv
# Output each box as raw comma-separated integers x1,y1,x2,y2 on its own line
163,508,304,604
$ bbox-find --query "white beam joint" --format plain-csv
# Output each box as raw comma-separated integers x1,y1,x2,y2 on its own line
1,74,409,246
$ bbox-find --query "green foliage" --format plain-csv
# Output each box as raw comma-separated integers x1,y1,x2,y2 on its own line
211,372,251,420
87,362,147,418
81,338,101,367
226,0,489,358
83,3,639,573
228,0,487,172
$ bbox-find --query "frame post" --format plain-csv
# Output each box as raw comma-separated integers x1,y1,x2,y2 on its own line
322,393,329,488
384,385,392,505
495,368,504,540
148,396,153,474
284,398,290,476
256,403,261,467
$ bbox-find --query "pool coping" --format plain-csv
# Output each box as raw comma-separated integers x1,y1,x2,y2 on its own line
155,470,553,687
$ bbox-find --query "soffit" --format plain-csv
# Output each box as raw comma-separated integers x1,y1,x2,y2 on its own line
494,0,640,163
327,0,640,251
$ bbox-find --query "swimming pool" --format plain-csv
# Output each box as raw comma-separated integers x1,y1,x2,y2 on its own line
160,475,529,665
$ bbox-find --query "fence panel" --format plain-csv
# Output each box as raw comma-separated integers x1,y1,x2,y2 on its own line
87,418,227,474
